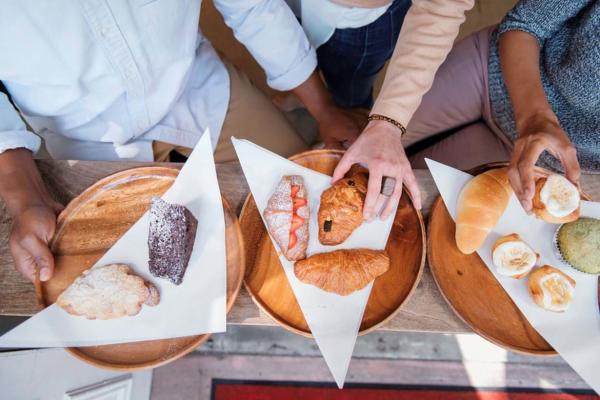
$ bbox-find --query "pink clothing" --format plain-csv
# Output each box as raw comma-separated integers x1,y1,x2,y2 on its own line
404,27,512,170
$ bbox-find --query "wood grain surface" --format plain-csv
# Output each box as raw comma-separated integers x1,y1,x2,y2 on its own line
1,160,598,335
240,150,425,336
38,166,244,370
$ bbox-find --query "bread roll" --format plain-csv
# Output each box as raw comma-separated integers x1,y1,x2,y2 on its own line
532,175,580,224
455,168,512,254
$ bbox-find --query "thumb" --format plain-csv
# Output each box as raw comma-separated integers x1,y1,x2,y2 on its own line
332,152,354,182
20,236,55,281
561,146,581,186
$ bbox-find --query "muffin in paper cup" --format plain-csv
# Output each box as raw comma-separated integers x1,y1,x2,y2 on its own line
553,218,600,275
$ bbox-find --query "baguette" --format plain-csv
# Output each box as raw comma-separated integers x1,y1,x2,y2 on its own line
455,168,512,254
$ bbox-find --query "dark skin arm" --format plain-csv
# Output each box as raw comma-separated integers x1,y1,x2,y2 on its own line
500,30,580,212
0,148,63,282
292,70,361,150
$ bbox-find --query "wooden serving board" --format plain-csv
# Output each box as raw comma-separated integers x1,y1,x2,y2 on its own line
240,150,425,337
43,167,244,370
427,162,591,356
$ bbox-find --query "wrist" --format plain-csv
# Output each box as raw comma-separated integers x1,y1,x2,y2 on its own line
0,149,55,216
515,109,560,137
366,117,405,137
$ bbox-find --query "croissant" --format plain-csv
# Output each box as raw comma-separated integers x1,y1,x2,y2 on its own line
455,167,512,254
318,171,367,245
263,175,309,261
294,249,390,296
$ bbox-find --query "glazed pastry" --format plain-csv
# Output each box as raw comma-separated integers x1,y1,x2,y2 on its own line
492,233,538,279
294,249,389,296
556,217,600,274
57,263,160,320
455,167,512,254
532,174,580,224
148,197,198,285
263,175,309,261
528,265,575,312
318,172,367,245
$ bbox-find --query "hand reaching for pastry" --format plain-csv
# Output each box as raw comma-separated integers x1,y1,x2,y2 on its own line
318,106,362,150
332,120,422,221
10,202,62,282
508,112,580,213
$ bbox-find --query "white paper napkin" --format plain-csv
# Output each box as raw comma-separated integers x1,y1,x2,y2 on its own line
0,131,227,347
426,158,600,394
233,138,397,388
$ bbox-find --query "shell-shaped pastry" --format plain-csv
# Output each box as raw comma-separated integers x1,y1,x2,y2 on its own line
56,263,160,320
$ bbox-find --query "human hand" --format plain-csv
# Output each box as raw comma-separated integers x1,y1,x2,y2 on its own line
9,201,62,283
508,112,580,213
331,119,422,221
318,107,362,150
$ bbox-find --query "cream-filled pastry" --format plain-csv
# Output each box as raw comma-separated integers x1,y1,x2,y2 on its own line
528,265,576,312
492,234,538,279
533,174,580,224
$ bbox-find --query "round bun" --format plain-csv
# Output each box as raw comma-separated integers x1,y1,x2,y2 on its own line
528,265,576,312
491,233,538,279
532,175,580,224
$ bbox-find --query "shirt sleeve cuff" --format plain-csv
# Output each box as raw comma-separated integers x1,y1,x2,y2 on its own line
0,130,42,155
266,46,318,91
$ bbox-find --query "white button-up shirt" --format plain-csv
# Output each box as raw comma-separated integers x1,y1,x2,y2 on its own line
0,0,317,161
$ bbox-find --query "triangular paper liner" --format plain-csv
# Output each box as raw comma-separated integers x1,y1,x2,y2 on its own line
233,138,396,387
0,132,227,347
426,158,600,394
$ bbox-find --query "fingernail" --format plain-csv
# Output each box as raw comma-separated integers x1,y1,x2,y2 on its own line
40,268,50,281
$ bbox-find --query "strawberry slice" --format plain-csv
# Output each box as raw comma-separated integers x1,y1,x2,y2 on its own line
290,185,300,198
293,197,307,210
291,214,304,231
288,232,297,249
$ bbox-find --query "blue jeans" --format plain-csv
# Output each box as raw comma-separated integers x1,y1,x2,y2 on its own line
317,0,411,109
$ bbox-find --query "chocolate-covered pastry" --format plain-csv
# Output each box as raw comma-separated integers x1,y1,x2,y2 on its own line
318,171,367,245
294,249,390,296
148,197,198,285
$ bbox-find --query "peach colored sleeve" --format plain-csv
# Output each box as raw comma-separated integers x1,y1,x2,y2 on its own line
371,0,474,127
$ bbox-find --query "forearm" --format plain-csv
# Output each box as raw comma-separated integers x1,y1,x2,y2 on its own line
291,70,335,122
499,30,557,131
372,0,474,126
0,148,52,215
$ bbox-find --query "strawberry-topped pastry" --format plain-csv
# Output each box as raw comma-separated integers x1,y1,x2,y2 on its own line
263,175,309,261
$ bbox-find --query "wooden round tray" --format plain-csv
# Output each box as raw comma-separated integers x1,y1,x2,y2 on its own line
45,167,245,370
427,162,590,356
239,149,425,337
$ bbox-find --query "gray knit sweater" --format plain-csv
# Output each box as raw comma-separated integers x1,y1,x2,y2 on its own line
487,0,600,172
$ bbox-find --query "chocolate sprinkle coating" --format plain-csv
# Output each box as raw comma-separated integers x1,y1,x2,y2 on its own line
148,197,198,285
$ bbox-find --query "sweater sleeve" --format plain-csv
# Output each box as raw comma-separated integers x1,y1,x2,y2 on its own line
370,0,474,128
498,0,593,45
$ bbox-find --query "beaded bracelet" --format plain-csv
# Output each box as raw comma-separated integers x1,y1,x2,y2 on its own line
367,114,407,136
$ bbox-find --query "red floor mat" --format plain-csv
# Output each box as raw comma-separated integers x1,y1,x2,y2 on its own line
212,380,599,400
